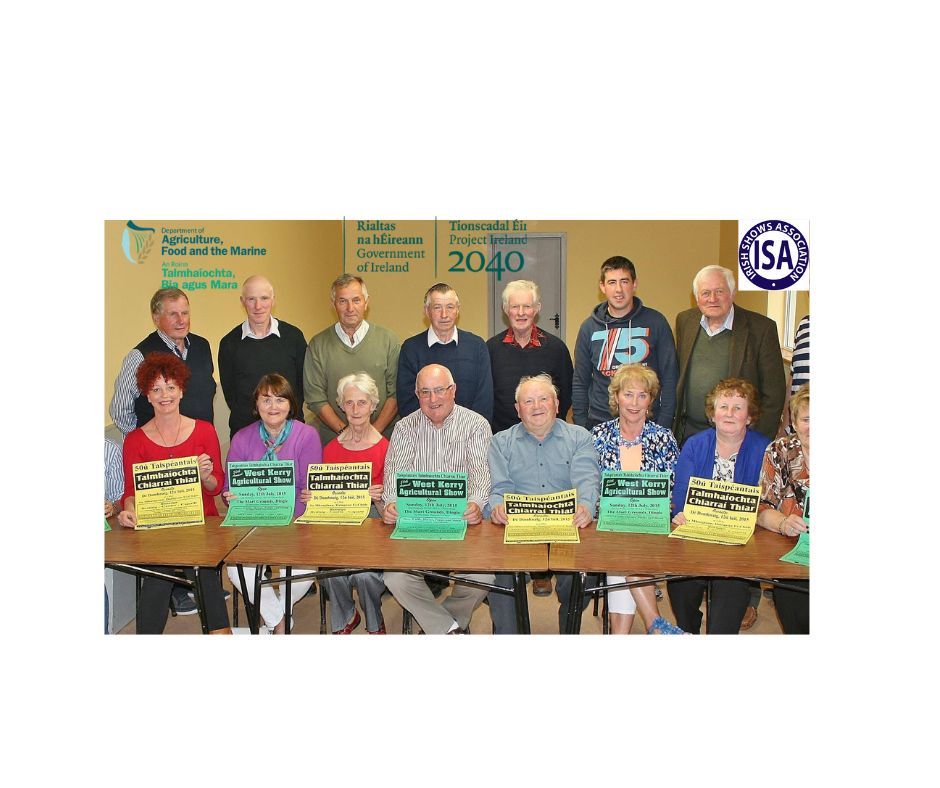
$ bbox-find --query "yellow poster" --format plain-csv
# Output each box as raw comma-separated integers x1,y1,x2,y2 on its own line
132,456,205,529
669,477,760,546
295,462,372,525
503,490,580,544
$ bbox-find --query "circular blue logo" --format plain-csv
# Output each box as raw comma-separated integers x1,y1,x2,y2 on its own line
738,220,809,290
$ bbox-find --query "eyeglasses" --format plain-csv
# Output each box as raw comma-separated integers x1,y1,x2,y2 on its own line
416,384,455,399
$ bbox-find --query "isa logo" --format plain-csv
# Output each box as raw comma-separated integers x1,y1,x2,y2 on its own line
738,219,809,291
121,220,156,265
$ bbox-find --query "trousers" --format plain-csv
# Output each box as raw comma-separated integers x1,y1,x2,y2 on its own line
138,566,229,633
226,565,314,631
384,571,494,634
773,580,809,634
666,577,749,634
322,572,386,632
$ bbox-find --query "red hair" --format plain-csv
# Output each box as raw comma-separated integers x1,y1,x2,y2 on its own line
136,352,191,393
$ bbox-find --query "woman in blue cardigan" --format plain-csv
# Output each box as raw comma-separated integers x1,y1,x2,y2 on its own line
668,378,770,634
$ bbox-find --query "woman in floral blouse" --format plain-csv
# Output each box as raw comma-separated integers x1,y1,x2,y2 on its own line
592,364,684,634
758,384,810,633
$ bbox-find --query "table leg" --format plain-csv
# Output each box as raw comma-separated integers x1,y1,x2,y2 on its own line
513,571,531,635
705,579,712,634
192,567,209,634
564,572,584,635
235,564,259,634
284,566,292,634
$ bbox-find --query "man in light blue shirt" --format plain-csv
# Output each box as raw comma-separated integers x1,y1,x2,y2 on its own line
487,374,599,633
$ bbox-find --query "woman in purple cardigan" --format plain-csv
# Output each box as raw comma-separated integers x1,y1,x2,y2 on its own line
668,378,770,634
223,374,322,633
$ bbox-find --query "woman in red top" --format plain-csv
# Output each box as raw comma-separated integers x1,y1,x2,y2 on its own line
318,373,389,633
117,352,231,634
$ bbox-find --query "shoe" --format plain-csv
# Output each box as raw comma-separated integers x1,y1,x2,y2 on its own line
188,589,231,602
532,577,553,597
368,623,387,634
171,594,199,616
647,616,685,635
333,610,361,634
740,605,758,631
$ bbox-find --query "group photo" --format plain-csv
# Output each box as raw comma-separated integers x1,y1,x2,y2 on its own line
104,219,810,636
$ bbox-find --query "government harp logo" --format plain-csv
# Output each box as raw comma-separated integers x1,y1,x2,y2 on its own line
121,221,156,264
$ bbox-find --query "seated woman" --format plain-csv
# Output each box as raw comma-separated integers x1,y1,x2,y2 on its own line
117,352,231,634
669,378,769,634
757,383,810,633
223,374,322,634
592,364,684,634
319,373,389,634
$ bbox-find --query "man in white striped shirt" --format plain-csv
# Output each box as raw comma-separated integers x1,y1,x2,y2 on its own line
382,364,494,634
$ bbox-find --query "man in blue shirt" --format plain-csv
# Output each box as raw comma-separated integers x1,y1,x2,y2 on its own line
487,374,600,633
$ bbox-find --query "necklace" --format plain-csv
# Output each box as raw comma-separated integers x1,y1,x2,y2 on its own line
154,415,182,456
618,425,643,448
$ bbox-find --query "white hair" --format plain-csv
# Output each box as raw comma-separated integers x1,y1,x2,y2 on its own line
692,265,736,298
335,372,380,412
514,373,558,402
501,279,540,310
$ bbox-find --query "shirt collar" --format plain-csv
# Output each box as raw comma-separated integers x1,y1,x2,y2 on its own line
241,316,281,340
503,327,543,348
700,305,735,337
335,320,370,348
156,330,190,357
427,326,459,347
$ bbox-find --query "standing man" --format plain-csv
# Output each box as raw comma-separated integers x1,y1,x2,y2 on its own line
110,287,217,434
303,274,400,447
382,364,493,634
487,374,599,633
674,265,786,444
486,279,573,433
218,275,307,437
572,256,678,431
396,283,493,421
109,287,218,616
486,279,574,597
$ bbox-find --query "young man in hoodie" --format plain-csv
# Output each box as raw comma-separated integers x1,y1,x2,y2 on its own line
572,256,678,430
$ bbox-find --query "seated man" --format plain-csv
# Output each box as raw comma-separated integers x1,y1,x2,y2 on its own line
382,364,494,634
487,374,599,633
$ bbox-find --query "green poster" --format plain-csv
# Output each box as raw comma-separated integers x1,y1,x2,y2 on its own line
104,517,111,532
803,488,811,526
597,471,672,534
779,531,810,566
391,472,468,541
221,460,295,526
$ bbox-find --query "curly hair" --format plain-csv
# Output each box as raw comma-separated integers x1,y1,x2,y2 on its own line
136,352,191,394
705,377,761,423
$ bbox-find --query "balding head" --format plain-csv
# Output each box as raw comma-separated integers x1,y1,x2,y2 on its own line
416,364,456,426
241,275,275,334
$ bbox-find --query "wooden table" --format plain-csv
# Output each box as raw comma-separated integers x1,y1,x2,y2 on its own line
225,518,549,634
549,526,810,633
105,516,255,633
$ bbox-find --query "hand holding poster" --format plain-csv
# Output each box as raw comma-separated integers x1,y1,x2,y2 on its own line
597,471,671,534
503,489,580,544
391,472,468,541
221,461,296,526
780,487,810,564
295,463,372,525
132,456,204,529
669,477,760,546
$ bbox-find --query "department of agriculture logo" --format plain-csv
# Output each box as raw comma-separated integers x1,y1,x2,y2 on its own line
121,221,156,264
738,219,809,291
